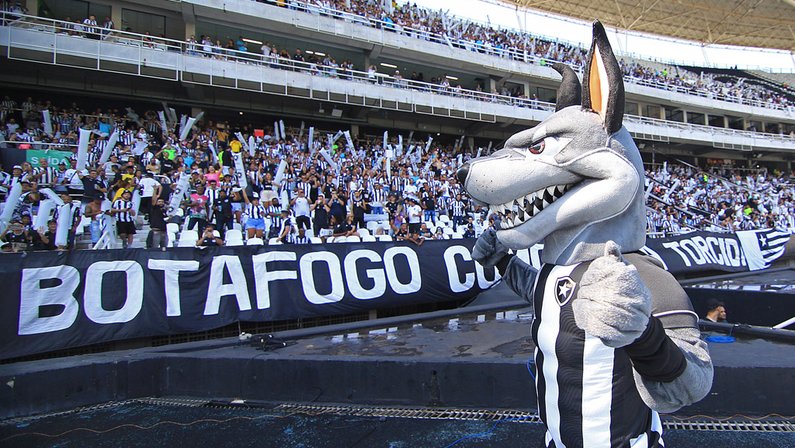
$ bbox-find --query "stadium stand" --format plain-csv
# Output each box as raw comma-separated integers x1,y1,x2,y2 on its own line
0,1,794,252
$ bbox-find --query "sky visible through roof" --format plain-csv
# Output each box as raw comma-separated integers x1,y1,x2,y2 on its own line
404,0,795,72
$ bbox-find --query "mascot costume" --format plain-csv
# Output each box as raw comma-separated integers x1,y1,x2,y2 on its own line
457,21,713,448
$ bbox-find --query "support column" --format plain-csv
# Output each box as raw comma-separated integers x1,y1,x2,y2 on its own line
682,110,688,124
350,124,359,138
657,105,664,119
723,116,729,128
23,0,37,16
184,21,196,40
111,4,122,32
488,78,497,94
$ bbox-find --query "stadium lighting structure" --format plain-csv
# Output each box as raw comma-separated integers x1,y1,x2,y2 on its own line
380,62,398,68
242,38,262,45
446,75,459,80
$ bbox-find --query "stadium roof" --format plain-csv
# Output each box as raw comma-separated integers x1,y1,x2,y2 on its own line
507,0,795,51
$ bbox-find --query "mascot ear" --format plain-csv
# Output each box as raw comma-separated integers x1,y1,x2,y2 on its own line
552,63,582,111
582,20,625,135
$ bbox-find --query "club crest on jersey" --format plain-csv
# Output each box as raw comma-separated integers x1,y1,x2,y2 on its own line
555,276,576,306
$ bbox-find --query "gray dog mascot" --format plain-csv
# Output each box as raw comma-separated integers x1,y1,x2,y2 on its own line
457,21,713,448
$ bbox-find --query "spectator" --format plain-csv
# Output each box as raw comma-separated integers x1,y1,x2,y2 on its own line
704,300,728,323
197,224,224,246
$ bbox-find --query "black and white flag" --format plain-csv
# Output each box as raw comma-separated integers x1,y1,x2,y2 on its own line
737,228,791,270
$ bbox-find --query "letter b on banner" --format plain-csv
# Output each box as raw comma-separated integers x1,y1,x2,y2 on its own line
19,266,81,335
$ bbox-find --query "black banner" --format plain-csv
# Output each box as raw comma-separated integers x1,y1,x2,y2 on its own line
641,231,747,275
0,231,771,360
0,240,499,360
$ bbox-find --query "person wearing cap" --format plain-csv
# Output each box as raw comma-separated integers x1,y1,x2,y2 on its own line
406,196,422,235
276,209,294,244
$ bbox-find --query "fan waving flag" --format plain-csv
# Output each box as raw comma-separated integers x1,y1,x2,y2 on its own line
737,228,791,270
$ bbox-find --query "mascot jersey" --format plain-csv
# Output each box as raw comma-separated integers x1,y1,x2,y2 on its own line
532,255,697,448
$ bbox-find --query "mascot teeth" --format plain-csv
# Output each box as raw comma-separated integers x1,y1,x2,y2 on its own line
492,184,572,230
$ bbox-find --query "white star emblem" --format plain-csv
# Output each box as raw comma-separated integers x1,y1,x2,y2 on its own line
555,276,576,306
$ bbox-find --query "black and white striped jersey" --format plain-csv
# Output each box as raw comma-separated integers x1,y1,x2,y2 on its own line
112,199,134,222
531,255,696,448
245,203,266,219
37,166,57,186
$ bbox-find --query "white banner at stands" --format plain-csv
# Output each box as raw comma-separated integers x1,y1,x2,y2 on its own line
34,200,55,231
344,131,354,151
476,147,483,159
167,173,190,216
397,135,403,158
308,127,315,154
55,203,72,247
248,136,256,157
273,160,288,187
273,121,280,141
232,152,248,189
424,136,433,155
383,131,388,149
131,187,142,214
75,128,92,171
403,145,415,162
319,149,338,171
99,130,119,165
133,140,148,156
298,121,305,141
39,188,64,206
234,132,250,156
0,183,21,231
158,111,169,136
279,120,286,140
207,142,218,165
180,117,197,141
331,130,344,146
42,110,53,136
386,156,391,180
179,114,188,134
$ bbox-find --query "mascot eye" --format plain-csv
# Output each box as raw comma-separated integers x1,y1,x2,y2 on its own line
529,140,545,155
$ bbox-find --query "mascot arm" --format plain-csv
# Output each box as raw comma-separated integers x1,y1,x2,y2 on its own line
625,254,714,413
632,325,713,414
472,229,537,302
499,256,537,303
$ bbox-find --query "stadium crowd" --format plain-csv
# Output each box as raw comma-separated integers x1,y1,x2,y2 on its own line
4,1,793,116
0,95,794,252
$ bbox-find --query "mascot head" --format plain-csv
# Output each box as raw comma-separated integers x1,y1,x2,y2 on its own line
457,21,645,266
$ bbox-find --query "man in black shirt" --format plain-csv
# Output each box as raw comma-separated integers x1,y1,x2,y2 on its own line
146,185,168,249
213,189,235,238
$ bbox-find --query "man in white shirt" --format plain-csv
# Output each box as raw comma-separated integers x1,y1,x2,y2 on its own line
138,172,160,221
290,188,311,231
406,196,422,235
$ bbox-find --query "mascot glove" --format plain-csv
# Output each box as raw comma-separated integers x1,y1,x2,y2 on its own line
472,228,509,268
573,241,651,348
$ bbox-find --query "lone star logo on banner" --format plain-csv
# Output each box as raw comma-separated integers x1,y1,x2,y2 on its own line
555,276,576,306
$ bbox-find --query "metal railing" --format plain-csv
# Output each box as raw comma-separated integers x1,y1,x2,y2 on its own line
1,12,793,149
258,0,795,112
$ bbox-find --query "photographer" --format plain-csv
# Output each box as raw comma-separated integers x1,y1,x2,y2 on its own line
196,224,224,247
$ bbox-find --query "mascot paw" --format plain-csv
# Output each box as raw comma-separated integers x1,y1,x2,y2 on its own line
573,241,651,348
472,228,508,268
